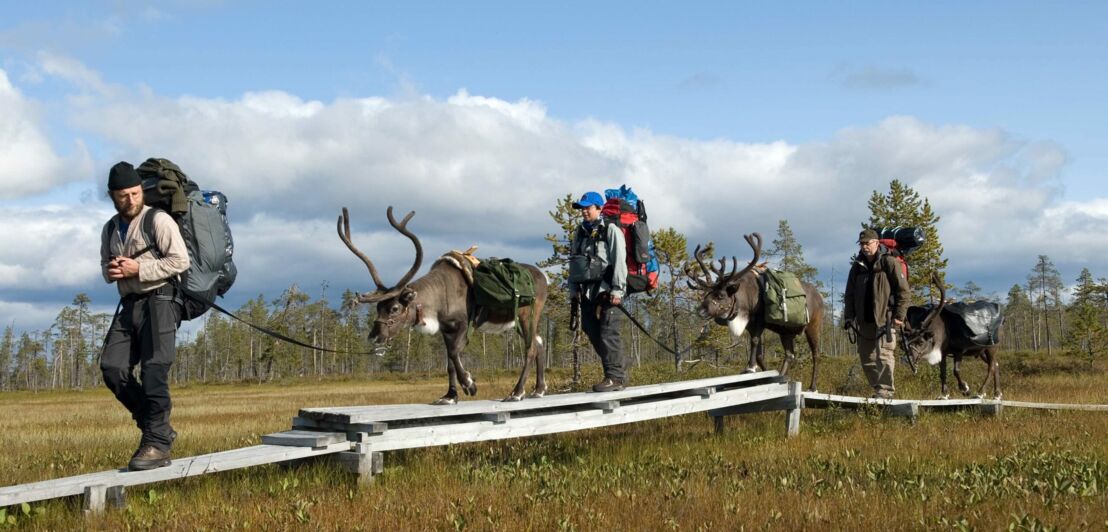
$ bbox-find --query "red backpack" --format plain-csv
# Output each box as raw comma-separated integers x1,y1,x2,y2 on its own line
879,239,910,279
600,191,659,294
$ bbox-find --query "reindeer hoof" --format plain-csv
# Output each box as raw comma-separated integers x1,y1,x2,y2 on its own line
938,394,950,400
528,389,547,399
502,394,524,402
462,374,478,396
959,383,971,395
974,394,984,399
741,366,758,374
994,393,1003,400
432,396,458,406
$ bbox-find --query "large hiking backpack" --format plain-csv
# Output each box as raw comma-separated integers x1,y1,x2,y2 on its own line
763,269,809,327
473,258,536,312
876,226,924,279
600,185,659,294
136,158,237,320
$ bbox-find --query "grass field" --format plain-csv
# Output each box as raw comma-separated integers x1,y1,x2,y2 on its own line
1,351,1106,530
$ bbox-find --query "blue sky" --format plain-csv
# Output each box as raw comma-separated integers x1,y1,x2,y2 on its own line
1,1,1106,333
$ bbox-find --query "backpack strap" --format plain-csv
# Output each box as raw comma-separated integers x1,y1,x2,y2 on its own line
138,207,163,260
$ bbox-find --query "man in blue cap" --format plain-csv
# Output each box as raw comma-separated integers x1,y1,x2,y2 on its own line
567,191,629,392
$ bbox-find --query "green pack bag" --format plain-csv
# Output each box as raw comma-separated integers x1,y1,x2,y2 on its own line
474,258,535,311
763,270,809,327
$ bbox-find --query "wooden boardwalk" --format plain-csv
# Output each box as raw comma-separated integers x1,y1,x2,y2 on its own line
6,373,1103,514
1,371,798,513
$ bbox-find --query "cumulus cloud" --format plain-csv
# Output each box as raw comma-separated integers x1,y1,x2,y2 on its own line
3,55,1106,333
0,69,93,199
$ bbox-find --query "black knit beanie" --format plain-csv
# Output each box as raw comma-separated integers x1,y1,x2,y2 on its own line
107,161,141,191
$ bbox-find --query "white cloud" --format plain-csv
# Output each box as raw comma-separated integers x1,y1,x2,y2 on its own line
0,68,93,199
4,56,1107,334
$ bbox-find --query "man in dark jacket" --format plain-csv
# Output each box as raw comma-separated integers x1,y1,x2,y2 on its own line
843,229,911,398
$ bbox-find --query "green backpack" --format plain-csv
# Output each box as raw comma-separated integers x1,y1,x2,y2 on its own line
473,258,535,312
763,270,809,327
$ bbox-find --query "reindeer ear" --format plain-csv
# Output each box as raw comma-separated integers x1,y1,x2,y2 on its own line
725,282,740,296
399,289,418,305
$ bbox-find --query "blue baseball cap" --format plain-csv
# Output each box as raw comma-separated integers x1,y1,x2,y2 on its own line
572,191,604,209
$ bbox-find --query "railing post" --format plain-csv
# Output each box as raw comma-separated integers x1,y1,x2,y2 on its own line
785,381,802,438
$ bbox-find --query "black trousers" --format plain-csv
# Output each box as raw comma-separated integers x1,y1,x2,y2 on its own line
101,285,181,451
580,298,626,381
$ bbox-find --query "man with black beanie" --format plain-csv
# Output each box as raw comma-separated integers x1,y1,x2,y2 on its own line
100,161,190,470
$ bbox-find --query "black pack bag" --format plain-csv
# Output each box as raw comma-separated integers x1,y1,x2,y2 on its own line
137,158,237,320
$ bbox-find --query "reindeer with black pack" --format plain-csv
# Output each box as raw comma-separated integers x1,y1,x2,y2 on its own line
338,207,549,405
903,273,1005,399
685,233,825,391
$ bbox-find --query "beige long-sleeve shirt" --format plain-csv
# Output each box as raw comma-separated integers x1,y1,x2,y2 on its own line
100,205,190,297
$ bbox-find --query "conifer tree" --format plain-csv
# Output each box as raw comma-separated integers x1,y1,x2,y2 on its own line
765,219,820,287
865,179,948,300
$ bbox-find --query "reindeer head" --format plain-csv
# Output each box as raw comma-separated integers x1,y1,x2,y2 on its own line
338,206,424,345
685,233,763,325
902,272,946,367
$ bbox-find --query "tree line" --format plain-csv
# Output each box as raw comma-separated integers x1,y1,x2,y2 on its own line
2,180,1105,392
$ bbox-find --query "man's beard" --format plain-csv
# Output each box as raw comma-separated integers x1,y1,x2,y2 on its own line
116,201,143,220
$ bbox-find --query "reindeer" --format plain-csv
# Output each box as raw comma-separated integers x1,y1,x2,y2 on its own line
686,234,824,391
338,206,549,405
902,274,1002,399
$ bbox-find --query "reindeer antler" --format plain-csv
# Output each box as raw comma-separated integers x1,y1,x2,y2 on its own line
337,206,423,303
725,232,762,285
338,207,387,292
920,271,946,330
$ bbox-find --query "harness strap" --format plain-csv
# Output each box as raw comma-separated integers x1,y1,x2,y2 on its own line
612,303,710,358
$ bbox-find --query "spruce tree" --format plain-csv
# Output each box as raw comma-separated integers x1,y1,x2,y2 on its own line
865,179,948,301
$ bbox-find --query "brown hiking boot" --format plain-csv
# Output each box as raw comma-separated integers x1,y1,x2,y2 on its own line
871,389,894,400
128,445,172,471
591,377,625,393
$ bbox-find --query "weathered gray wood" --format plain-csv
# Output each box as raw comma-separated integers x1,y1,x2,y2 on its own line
979,401,1003,416
1000,400,1108,411
292,417,388,435
335,451,384,485
262,430,348,448
589,400,620,413
356,384,790,452
0,442,351,508
82,485,105,514
712,415,725,434
300,371,783,424
481,412,510,424
785,381,802,437
689,387,716,398
107,485,126,509
886,401,919,421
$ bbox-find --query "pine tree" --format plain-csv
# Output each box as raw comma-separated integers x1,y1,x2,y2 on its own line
0,324,12,391
652,226,692,370
865,179,948,300
765,219,820,287
1027,255,1063,354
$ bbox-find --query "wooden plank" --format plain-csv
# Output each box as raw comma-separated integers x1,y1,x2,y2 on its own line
261,430,347,447
1000,400,1108,411
589,400,620,413
356,383,790,452
300,371,783,424
0,442,351,508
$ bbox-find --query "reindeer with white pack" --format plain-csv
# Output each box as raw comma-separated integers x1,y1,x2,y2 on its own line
902,273,1005,399
338,207,549,405
686,233,825,391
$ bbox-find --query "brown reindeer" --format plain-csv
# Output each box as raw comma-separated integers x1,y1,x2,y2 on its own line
338,206,549,405
902,274,1003,399
686,233,825,391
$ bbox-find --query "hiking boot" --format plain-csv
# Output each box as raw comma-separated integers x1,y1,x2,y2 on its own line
591,378,625,393
871,390,894,400
128,445,172,471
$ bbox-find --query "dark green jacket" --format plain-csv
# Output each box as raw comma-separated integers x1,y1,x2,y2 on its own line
843,250,911,326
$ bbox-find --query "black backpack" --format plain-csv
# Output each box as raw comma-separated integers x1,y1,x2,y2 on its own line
136,158,237,320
